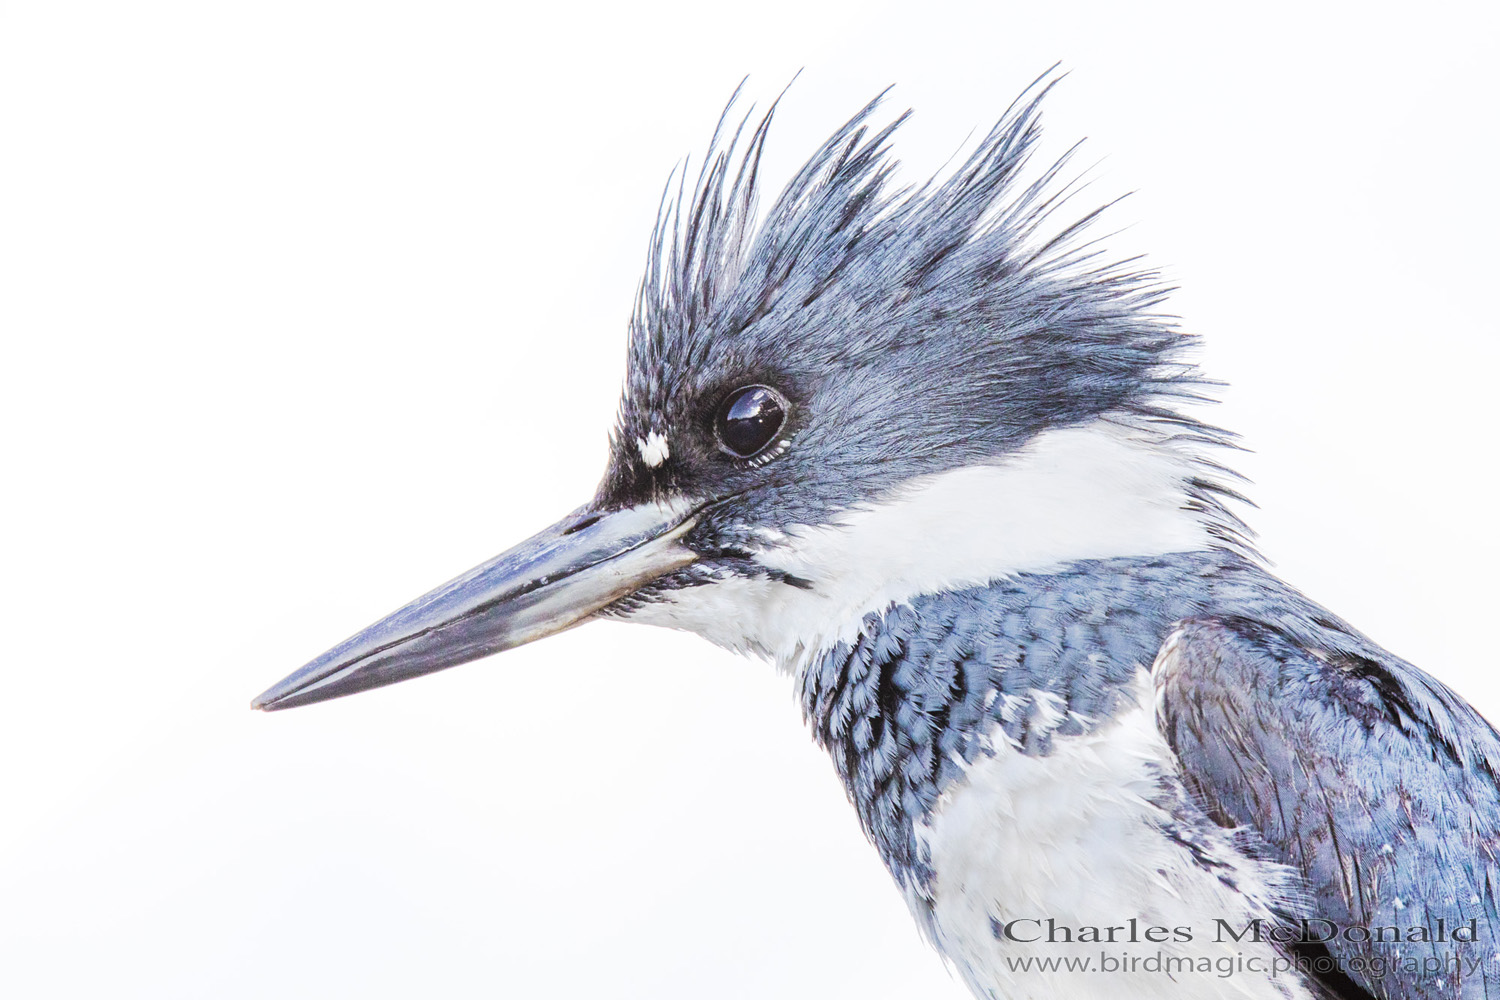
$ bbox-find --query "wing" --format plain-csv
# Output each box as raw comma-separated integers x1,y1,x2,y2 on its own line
1154,616,1500,1000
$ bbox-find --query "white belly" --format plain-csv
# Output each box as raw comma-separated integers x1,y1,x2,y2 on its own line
914,676,1313,1000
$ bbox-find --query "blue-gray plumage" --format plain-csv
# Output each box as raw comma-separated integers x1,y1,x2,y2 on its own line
1158,614,1500,1000
802,550,1500,999
253,73,1500,1000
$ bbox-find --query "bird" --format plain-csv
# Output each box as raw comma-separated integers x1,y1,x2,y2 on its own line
253,75,1500,1000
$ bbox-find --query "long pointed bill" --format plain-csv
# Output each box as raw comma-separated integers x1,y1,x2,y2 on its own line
252,501,699,711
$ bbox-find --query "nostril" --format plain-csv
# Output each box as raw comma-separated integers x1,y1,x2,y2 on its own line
560,513,602,536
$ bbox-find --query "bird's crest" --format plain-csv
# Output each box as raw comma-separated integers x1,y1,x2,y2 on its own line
615,71,1256,557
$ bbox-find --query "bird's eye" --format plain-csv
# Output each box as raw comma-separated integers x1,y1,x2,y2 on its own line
714,385,788,459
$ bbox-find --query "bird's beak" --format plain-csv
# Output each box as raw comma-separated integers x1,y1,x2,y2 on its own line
251,501,699,711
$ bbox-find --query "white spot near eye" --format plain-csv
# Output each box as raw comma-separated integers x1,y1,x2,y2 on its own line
637,431,670,468
622,416,1217,667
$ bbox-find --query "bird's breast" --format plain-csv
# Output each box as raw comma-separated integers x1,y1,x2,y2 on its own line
914,672,1309,1000
795,558,1321,1000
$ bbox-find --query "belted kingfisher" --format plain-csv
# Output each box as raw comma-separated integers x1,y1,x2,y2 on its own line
254,77,1500,1000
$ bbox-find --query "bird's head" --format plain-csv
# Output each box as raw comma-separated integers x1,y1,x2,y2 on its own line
253,76,1247,712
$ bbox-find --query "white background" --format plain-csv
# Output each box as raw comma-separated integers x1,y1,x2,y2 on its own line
3,2,1497,997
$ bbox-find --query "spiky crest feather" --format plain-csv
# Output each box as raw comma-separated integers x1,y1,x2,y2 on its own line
612,72,1257,557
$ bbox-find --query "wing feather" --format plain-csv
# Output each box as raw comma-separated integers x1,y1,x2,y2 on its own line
1154,617,1500,1000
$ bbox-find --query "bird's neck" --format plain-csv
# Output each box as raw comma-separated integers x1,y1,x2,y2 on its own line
744,414,1245,669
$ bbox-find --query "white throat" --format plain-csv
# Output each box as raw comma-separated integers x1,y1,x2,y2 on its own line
621,415,1220,668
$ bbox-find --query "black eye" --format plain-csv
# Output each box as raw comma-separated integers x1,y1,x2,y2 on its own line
714,385,788,459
